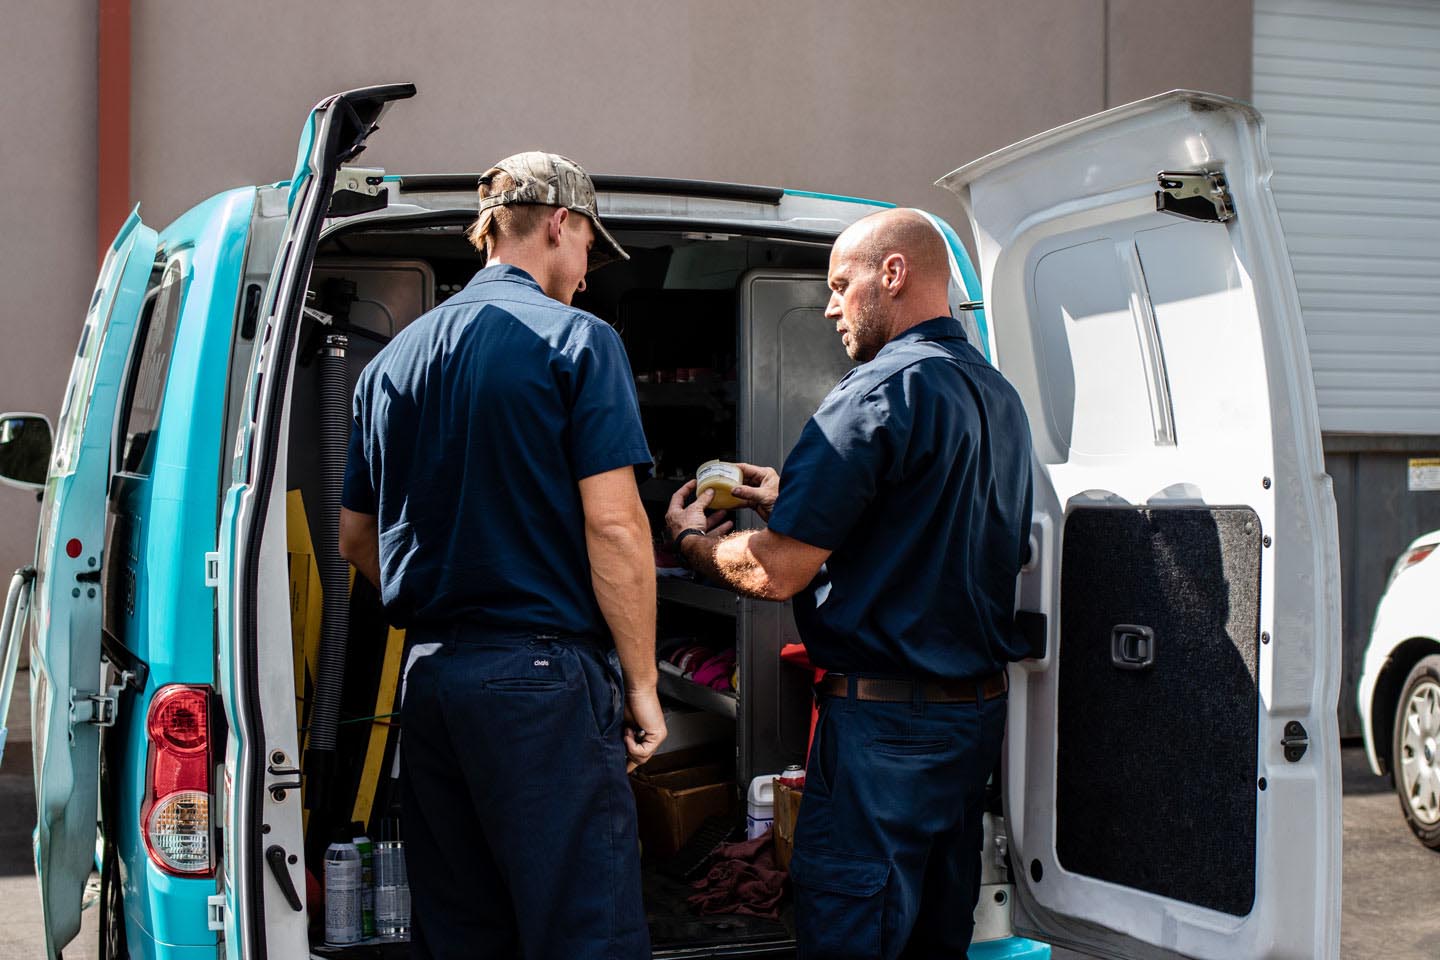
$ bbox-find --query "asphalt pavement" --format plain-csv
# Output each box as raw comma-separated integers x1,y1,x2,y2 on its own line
2,670,1436,959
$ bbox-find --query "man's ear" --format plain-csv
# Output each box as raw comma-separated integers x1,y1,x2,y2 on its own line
547,206,570,246
882,252,908,296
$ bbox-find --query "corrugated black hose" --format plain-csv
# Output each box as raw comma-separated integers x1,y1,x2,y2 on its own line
306,331,352,794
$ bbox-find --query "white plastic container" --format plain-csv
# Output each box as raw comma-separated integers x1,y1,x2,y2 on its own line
746,774,776,839
324,838,363,945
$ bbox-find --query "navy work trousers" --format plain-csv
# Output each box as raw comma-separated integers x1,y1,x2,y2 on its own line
399,634,650,960
790,677,1007,959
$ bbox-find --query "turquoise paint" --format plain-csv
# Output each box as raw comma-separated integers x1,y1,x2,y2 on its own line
33,207,156,958
287,107,320,211
784,188,897,208
970,936,1052,959
919,211,993,364
106,187,256,953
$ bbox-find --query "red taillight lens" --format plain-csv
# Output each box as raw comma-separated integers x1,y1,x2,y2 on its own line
143,685,213,876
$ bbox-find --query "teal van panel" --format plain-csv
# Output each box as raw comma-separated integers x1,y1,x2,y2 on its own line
783,188,896,208
970,936,1051,959
33,208,157,959
288,108,320,211
111,187,254,951
916,210,993,364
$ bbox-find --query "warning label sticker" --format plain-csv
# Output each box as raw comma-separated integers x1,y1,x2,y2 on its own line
1409,458,1440,492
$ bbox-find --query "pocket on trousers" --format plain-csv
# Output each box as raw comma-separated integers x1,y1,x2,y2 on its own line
869,735,951,756
790,847,890,959
484,676,568,692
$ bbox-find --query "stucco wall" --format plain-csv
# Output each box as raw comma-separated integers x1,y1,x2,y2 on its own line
0,0,1252,577
0,3,98,579
130,0,1253,228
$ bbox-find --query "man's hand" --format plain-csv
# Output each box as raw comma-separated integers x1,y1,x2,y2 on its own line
664,482,735,544
623,685,668,773
729,462,780,522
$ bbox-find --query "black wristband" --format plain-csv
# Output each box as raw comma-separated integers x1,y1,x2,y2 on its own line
671,528,706,563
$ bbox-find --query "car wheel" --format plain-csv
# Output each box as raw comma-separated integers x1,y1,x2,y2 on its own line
1392,655,1440,849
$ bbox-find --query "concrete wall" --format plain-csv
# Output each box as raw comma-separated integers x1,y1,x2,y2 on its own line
0,0,1252,578
130,0,1253,228
0,3,98,577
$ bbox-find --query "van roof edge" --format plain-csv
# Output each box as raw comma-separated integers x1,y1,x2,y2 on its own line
397,174,785,205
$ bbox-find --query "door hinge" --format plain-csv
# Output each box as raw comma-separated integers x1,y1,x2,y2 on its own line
207,892,226,932
70,671,134,728
70,690,117,728
1282,720,1309,762
204,552,221,588
1156,171,1235,223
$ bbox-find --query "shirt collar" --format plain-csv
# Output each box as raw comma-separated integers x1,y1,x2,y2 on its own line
887,316,968,348
465,262,544,293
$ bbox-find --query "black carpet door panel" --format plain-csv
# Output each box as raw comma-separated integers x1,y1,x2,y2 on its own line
1056,506,1262,917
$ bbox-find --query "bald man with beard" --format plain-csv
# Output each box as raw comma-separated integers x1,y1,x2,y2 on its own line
665,208,1034,958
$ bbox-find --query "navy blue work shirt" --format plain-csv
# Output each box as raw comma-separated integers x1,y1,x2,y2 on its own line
767,317,1033,681
342,264,652,634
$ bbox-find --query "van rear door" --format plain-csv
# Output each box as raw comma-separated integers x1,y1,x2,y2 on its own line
213,83,414,959
937,91,1341,959
31,209,158,959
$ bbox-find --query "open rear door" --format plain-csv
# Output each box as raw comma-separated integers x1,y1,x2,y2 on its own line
214,83,414,960
31,209,158,958
937,91,1341,959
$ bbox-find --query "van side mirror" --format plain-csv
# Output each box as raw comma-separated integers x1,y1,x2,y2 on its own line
0,414,52,490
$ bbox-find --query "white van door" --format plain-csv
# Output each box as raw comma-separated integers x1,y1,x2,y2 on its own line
214,83,414,959
936,91,1341,959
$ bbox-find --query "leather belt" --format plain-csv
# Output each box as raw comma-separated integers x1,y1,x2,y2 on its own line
815,672,1008,704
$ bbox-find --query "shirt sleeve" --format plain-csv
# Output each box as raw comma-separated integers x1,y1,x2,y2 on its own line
565,319,653,481
767,374,909,551
341,419,377,513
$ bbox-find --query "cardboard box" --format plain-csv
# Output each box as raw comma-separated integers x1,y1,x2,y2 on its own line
774,781,803,870
631,754,737,860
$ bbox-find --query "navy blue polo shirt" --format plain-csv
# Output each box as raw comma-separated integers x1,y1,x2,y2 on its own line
767,317,1033,681
342,264,652,634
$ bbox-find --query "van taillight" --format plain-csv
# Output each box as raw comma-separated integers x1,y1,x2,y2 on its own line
142,685,213,876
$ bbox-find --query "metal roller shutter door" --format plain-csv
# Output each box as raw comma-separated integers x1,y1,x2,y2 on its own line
1253,0,1440,435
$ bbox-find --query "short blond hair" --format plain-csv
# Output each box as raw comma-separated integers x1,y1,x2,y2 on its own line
466,168,551,257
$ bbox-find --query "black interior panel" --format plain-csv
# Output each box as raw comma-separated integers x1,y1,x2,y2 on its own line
1056,505,1261,917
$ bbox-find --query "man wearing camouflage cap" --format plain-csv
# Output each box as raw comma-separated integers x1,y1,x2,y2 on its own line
340,152,662,959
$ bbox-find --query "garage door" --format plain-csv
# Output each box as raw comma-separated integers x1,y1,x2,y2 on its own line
1253,0,1440,435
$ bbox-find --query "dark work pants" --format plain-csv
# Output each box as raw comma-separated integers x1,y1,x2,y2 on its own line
790,678,1007,960
399,635,649,960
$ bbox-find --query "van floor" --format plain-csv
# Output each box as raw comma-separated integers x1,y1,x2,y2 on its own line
645,865,795,956
308,869,793,959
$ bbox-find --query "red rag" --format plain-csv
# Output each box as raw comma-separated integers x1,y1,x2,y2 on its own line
687,829,788,920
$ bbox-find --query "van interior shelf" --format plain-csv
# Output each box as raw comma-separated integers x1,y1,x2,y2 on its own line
657,665,739,719
639,477,685,504
656,578,738,616
635,381,737,410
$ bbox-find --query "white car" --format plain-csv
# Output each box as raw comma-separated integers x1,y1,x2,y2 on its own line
1357,530,1440,846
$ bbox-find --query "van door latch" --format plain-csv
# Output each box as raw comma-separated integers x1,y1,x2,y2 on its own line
1156,171,1235,223
70,671,135,728
207,893,226,932
1110,624,1155,671
204,552,221,588
1282,720,1309,762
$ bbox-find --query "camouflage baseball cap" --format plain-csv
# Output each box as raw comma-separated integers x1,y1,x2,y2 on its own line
476,151,628,269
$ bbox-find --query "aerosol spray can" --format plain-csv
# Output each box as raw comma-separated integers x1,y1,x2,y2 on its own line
324,832,363,945
350,822,375,938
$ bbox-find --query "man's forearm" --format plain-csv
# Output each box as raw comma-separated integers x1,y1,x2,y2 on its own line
680,529,804,601
588,522,658,690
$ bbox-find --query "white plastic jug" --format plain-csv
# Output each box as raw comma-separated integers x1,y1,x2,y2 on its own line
746,774,776,839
